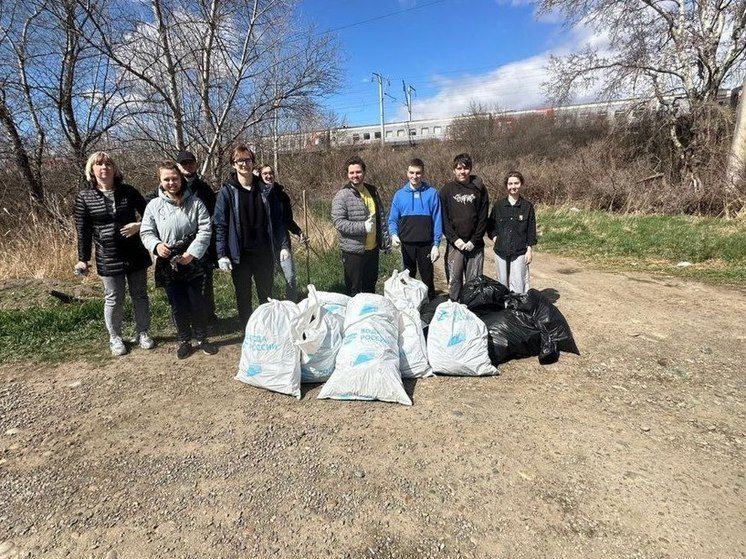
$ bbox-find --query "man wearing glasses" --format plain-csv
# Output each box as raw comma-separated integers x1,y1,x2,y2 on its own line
214,145,289,325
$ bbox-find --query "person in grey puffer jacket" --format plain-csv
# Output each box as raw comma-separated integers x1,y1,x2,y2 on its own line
331,155,390,295
140,161,217,359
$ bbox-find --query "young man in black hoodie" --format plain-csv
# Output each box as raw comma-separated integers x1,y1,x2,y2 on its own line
439,153,489,301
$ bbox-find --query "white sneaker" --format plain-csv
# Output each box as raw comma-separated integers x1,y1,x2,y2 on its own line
110,336,128,356
138,332,155,350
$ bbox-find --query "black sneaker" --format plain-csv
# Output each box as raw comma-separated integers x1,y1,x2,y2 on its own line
177,342,192,359
196,340,218,355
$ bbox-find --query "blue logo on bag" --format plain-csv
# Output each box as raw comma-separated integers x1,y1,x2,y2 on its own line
353,353,374,366
359,304,377,316
245,363,262,377
447,333,465,347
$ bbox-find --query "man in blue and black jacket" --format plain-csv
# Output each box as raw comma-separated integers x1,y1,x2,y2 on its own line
388,158,442,299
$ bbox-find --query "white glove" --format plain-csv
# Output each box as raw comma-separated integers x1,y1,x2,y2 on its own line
430,245,439,263
391,235,401,248
218,257,232,271
280,248,290,261
364,214,374,233
463,241,475,252
454,238,466,250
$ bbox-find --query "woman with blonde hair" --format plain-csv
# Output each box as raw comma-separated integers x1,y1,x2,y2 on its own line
74,151,154,356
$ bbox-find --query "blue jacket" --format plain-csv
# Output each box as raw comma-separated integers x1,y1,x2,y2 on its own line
214,172,289,264
388,182,442,245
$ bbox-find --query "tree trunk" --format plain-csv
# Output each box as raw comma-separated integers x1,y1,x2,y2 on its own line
0,98,45,206
725,81,746,218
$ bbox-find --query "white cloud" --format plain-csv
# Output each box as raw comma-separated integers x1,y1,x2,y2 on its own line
400,24,606,120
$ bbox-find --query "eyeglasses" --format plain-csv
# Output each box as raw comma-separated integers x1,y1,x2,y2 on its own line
234,158,253,165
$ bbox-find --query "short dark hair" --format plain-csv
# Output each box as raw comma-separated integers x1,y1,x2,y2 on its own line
408,158,425,170
231,144,255,164
345,155,366,173
504,171,524,186
452,153,472,170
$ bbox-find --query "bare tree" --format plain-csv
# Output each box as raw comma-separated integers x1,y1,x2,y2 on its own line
80,0,339,182
539,0,746,188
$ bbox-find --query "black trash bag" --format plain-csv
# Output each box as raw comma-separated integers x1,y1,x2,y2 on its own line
505,289,580,359
481,310,544,364
459,275,510,316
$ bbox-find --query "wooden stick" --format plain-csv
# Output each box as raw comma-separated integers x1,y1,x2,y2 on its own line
302,189,311,287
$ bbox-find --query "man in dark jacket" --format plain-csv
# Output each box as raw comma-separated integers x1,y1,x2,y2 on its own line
259,164,307,302
331,156,390,296
176,151,219,322
213,145,289,325
439,153,489,301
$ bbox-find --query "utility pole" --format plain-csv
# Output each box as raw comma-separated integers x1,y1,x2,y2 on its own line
402,81,415,122
372,72,387,146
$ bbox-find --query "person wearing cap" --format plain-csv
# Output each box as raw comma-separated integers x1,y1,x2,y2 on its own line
175,150,218,323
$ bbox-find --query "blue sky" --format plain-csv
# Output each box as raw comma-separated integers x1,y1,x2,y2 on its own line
296,0,585,126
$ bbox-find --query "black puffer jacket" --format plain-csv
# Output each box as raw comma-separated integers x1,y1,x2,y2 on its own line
74,183,152,276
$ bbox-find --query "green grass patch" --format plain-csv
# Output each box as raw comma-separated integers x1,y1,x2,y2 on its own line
537,207,746,284
0,247,404,365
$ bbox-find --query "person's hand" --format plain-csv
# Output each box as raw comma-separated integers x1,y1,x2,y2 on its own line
364,214,374,234
525,246,533,265
391,235,401,248
177,253,194,265
430,245,439,263
120,222,141,238
280,249,291,261
454,238,466,250
218,257,232,271
463,241,475,252
156,243,171,258
74,261,89,277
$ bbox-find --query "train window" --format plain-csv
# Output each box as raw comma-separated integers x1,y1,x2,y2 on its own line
409,130,416,136
397,129,405,137
353,134,360,142
363,133,371,140
386,130,393,138
374,131,381,139
421,127,429,135
433,126,442,134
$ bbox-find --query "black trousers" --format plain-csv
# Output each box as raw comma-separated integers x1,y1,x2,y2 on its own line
231,249,274,325
401,241,435,298
341,249,379,296
203,266,216,319
164,274,207,344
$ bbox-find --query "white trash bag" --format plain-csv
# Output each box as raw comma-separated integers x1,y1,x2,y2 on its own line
318,293,411,406
427,300,497,376
292,285,343,383
399,306,433,379
312,290,351,322
384,269,429,310
236,299,302,399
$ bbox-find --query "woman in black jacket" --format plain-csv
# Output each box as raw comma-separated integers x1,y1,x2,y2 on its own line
74,152,154,356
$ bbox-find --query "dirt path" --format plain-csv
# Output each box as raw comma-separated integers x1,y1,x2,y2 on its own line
1,252,744,558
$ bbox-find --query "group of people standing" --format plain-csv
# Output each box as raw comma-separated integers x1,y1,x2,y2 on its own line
332,153,537,302
74,147,536,359
74,146,305,359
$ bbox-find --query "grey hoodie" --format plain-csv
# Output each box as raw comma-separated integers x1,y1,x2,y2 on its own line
140,186,212,260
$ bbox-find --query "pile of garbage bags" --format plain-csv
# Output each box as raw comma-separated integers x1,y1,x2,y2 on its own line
235,271,579,406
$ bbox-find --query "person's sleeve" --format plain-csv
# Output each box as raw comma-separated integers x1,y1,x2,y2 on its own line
439,187,456,244
471,188,489,244
486,204,497,240
73,193,93,262
274,198,290,251
527,203,537,247
186,200,211,259
388,192,400,237
331,190,366,235
283,192,302,236
213,187,229,259
431,191,442,246
139,201,161,254
133,187,147,218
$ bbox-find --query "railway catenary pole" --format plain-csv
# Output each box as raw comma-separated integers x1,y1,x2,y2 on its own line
373,72,387,146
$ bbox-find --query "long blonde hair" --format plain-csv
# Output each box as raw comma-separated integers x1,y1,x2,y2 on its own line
84,151,123,186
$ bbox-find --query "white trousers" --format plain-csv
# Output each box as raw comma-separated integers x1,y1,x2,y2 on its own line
496,253,530,294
